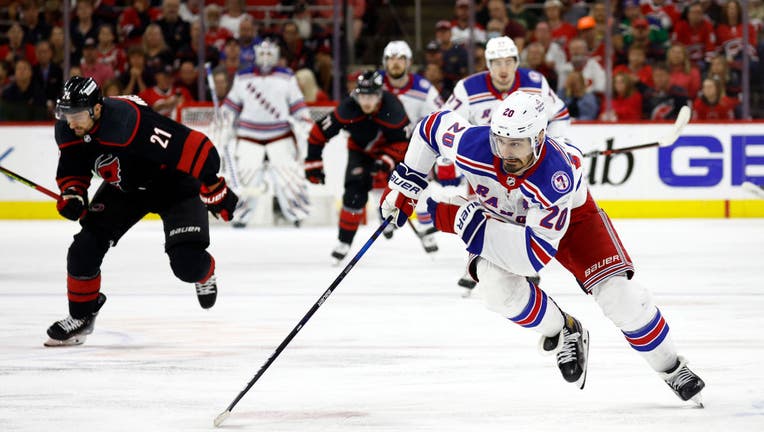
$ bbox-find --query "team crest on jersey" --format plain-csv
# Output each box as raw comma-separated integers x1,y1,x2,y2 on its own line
506,177,516,187
528,70,542,83
551,171,571,193
95,154,123,190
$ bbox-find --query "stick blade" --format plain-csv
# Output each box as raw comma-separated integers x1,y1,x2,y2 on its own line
742,181,764,199
658,105,692,147
213,410,231,428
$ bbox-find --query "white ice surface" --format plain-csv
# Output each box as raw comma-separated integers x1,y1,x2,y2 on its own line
1,219,763,431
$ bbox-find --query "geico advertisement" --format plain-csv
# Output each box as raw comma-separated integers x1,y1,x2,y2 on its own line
1,124,763,201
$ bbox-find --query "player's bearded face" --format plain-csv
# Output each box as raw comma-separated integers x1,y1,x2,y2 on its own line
385,56,408,79
356,93,381,114
489,57,518,90
64,110,95,136
492,134,534,174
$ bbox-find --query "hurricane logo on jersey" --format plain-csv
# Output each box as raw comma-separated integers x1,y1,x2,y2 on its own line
95,154,123,190
551,171,571,193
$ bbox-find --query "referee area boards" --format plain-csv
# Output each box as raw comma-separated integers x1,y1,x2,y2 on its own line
1,120,763,220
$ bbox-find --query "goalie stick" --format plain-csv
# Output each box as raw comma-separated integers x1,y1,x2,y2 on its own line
0,165,60,200
583,105,691,157
205,63,242,192
742,181,764,199
213,216,394,428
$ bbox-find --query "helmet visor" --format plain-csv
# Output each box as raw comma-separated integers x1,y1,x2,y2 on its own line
54,106,90,122
490,133,533,161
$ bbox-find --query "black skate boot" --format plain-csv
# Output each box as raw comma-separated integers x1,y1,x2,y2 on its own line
457,271,477,297
416,226,439,253
331,242,351,265
382,223,395,239
660,356,705,406
539,313,590,389
195,275,218,309
44,293,107,347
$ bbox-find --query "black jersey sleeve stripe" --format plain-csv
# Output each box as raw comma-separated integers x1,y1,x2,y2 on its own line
177,130,205,174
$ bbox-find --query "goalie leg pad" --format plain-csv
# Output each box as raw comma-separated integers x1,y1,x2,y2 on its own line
476,258,564,337
592,276,678,372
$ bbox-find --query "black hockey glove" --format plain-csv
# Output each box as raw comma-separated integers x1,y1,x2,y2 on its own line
200,177,238,221
304,158,325,184
371,154,396,175
56,187,88,221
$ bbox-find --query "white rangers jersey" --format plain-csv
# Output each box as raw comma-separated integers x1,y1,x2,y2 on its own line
403,110,587,277
380,71,442,136
222,66,311,141
444,69,570,136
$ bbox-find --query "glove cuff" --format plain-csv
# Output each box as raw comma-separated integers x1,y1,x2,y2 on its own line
453,201,488,254
389,164,428,199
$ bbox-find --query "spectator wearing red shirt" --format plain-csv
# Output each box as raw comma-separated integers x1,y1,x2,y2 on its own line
666,43,702,99
80,38,115,87
203,4,233,53
0,22,37,65
543,0,578,52
706,54,741,98
640,0,681,31
118,0,161,48
295,68,330,103
715,0,759,71
600,72,643,121
96,24,126,76
671,1,717,68
138,66,192,117
613,45,653,89
693,77,738,120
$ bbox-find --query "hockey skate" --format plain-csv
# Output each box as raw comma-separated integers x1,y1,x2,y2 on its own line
44,293,107,347
382,223,395,239
660,356,705,406
539,313,590,389
415,226,439,253
458,271,477,297
331,242,351,265
195,275,218,309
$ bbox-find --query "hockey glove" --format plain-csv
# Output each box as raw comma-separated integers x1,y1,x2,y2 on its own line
370,154,396,175
56,187,88,221
304,158,325,184
427,196,487,254
200,177,239,221
379,164,428,228
434,158,462,187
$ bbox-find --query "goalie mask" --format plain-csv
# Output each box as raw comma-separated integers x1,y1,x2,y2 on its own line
489,91,547,173
55,76,102,121
255,39,280,72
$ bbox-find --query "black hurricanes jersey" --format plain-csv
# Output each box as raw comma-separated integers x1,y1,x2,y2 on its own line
54,96,221,196
307,91,410,162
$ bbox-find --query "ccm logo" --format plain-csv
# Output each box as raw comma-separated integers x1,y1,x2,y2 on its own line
584,255,621,277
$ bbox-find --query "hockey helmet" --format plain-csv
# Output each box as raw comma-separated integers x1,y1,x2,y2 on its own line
485,36,519,63
382,40,413,62
255,39,280,71
55,76,102,120
489,91,547,162
354,70,383,95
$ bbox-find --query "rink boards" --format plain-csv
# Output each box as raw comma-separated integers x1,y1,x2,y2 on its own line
1,121,763,219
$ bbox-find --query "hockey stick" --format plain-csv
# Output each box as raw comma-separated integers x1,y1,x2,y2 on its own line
0,165,59,200
742,181,764,199
406,217,438,254
205,63,242,192
213,215,394,428
583,105,691,157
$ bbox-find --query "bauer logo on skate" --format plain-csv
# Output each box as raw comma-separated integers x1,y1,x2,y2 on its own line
584,255,621,278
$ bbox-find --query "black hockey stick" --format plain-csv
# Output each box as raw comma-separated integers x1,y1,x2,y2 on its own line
0,165,60,200
582,105,691,157
213,215,394,428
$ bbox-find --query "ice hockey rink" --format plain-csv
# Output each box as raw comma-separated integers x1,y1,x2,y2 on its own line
1,218,762,432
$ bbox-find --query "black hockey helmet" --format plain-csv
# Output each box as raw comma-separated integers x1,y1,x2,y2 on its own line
55,76,102,120
354,70,383,96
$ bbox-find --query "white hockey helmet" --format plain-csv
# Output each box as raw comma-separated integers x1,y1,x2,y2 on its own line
485,36,519,62
383,40,413,62
489,91,547,160
255,39,280,71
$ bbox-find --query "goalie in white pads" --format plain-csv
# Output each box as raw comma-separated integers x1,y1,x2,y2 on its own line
380,91,705,404
220,39,313,227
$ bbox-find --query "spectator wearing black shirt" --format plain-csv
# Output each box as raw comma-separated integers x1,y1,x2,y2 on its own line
32,40,63,116
1,58,47,120
642,62,689,120
156,0,190,53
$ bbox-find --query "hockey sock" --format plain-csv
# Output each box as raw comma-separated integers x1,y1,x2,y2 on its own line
67,273,102,319
338,207,364,244
507,281,565,337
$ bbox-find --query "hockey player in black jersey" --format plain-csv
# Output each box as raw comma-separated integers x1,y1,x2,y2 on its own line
45,76,239,347
304,70,409,262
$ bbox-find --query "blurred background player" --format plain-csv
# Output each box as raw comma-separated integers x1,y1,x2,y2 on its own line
220,39,314,228
304,70,409,263
380,91,705,405
379,40,445,252
444,36,570,293
46,77,238,347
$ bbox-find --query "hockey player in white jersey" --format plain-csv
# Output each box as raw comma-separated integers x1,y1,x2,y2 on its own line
379,40,449,252
380,91,705,404
221,39,313,227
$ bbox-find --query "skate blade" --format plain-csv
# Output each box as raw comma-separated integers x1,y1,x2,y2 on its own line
574,329,590,390
690,393,704,408
44,335,87,347
424,246,439,253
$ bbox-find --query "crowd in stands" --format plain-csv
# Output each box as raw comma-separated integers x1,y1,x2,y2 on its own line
0,0,760,121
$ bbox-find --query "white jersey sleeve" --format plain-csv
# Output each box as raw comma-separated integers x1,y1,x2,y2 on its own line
221,74,244,118
442,80,473,124
286,75,312,126
539,74,571,137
